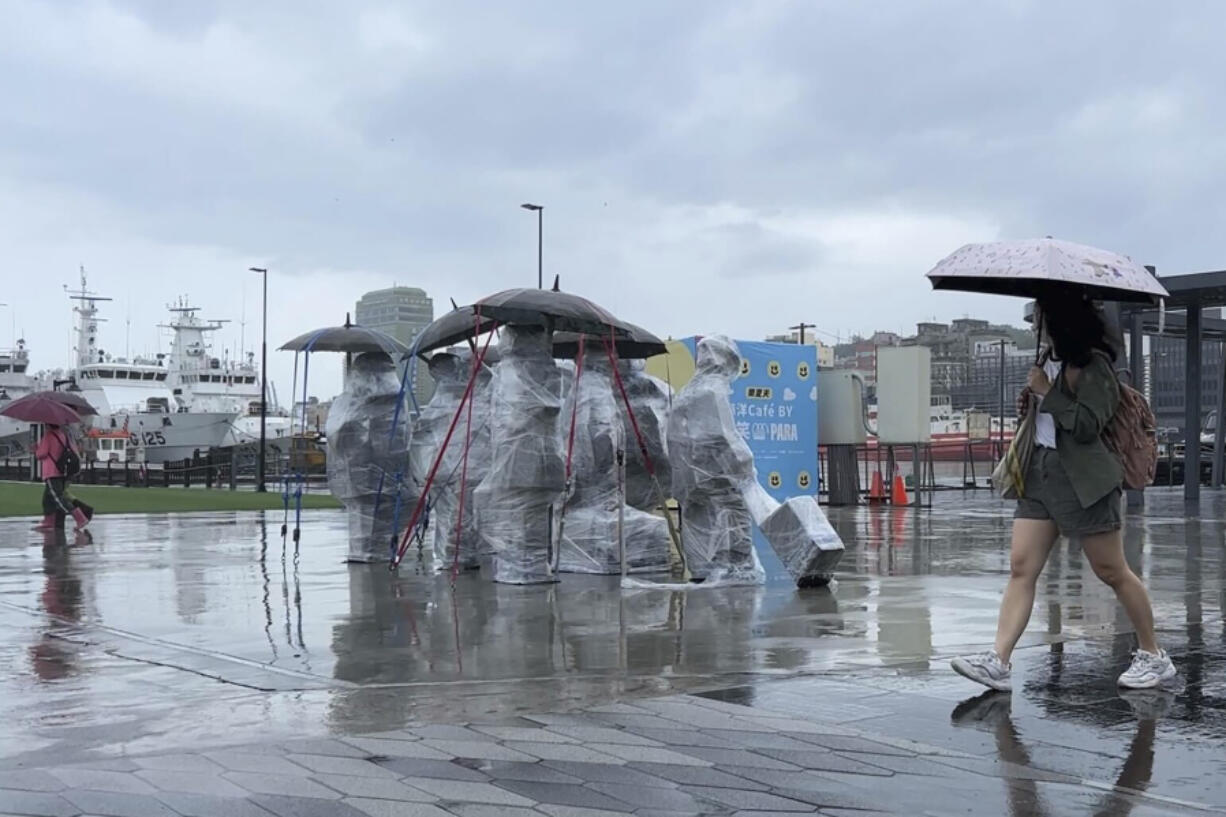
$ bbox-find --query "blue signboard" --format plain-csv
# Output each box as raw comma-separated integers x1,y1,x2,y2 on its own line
680,337,820,583
681,338,820,498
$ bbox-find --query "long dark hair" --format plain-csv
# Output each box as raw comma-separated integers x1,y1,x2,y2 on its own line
1036,294,1119,368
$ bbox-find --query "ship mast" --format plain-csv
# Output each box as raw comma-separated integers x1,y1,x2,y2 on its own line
66,266,112,371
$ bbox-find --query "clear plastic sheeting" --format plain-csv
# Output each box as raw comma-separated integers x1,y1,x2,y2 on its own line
474,326,565,584
558,351,670,574
617,359,672,510
758,495,844,586
408,351,494,571
325,352,412,563
666,336,763,584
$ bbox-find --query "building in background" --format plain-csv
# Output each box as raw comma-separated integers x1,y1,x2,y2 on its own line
355,286,435,405
903,319,1034,411
1151,334,1222,435
763,328,834,368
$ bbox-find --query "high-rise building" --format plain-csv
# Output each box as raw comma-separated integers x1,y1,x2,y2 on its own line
355,286,435,405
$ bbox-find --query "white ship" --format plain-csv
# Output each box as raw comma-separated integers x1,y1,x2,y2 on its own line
162,300,293,447
0,339,37,456
68,271,234,464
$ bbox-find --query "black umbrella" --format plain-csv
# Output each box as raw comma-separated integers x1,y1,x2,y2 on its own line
411,308,499,359
411,285,632,357
280,314,409,356
552,321,667,360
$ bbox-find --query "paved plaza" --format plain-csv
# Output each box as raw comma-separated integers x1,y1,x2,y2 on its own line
0,489,1223,815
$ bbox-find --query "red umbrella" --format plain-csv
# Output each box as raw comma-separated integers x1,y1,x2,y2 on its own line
0,393,84,425
28,390,97,417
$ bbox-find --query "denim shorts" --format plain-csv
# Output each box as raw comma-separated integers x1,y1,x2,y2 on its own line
1014,448,1122,537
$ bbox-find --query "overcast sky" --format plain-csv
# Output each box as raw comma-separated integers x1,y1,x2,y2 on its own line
2,1,1222,400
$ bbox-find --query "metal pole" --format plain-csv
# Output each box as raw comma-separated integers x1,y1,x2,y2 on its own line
999,340,1005,452
1128,310,1147,507
250,267,269,492
1185,303,1202,502
1213,341,1226,487
537,208,543,290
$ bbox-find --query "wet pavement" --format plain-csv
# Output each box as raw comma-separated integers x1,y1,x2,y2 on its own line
0,489,1223,815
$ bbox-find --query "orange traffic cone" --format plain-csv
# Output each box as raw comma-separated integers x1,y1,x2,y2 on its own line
891,473,909,506
868,470,885,503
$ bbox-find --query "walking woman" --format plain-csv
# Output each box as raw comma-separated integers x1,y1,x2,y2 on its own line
33,423,90,533
952,295,1175,691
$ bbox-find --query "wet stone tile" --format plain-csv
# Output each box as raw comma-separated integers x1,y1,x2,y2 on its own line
156,791,281,817
250,793,373,817
0,788,77,817
62,788,180,817
458,759,585,785
49,767,157,795
399,777,536,806
285,753,398,778
542,761,678,788
134,768,250,797
681,784,816,812
223,771,342,799
626,762,769,790
343,798,454,817
492,779,632,811
310,773,437,800
586,781,707,811
0,769,66,792
369,757,490,781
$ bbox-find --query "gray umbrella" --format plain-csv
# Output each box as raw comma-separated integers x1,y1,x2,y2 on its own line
552,321,667,360
280,314,409,356
412,285,632,357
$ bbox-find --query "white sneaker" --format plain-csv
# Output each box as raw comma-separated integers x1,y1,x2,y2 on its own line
951,650,1012,692
1118,649,1177,689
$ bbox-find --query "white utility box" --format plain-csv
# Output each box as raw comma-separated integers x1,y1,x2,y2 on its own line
816,370,867,445
875,346,931,443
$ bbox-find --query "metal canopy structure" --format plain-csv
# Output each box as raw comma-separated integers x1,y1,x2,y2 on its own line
1119,268,1226,501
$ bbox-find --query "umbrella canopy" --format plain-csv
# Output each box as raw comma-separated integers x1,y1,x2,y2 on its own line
552,321,667,360
412,287,632,357
280,317,409,356
926,238,1169,304
39,390,98,417
411,308,500,359
0,393,84,425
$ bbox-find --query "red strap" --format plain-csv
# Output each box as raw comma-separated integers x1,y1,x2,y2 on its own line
451,307,484,580
604,334,656,477
394,320,498,567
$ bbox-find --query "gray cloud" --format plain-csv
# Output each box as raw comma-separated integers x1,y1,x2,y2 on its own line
1,0,1222,396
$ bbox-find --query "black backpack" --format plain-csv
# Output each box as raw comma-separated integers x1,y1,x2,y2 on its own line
53,431,81,478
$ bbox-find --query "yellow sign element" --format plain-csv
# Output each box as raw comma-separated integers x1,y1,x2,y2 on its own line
767,360,782,378
768,471,783,489
797,470,812,490
739,358,751,377
745,387,773,400
797,361,811,380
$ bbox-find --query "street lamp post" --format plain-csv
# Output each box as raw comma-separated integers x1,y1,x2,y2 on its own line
249,267,269,492
521,203,543,289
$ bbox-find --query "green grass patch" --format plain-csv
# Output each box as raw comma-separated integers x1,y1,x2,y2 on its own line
0,481,340,517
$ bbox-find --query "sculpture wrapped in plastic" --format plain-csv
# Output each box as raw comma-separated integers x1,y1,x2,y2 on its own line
758,495,844,586
325,352,412,563
558,349,670,574
409,351,495,570
617,359,672,510
666,336,762,582
473,326,565,583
